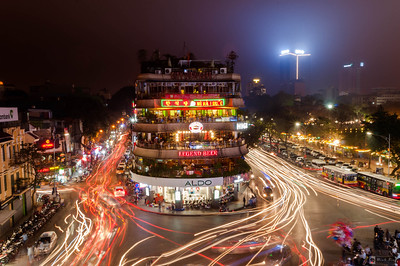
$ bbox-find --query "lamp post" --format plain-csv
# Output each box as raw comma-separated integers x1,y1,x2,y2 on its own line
280,49,311,80
367,132,391,176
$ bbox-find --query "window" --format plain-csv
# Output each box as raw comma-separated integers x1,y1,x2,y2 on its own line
1,145,5,162
11,174,14,193
13,146,15,157
0,177,2,194
4,175,7,191
8,146,11,159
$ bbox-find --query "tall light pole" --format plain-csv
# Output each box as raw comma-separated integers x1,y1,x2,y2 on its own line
367,132,391,176
280,49,311,80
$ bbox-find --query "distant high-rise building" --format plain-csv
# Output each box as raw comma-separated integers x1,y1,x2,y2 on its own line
338,62,364,95
279,50,310,96
279,55,296,94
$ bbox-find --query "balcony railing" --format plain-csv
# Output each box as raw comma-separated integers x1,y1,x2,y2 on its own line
136,139,245,150
137,116,244,124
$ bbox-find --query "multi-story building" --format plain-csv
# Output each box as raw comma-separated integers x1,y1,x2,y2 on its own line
130,59,250,206
338,62,365,96
0,107,35,235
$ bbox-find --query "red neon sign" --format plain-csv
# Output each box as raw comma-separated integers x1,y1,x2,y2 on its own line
178,150,218,157
41,139,54,149
161,99,225,108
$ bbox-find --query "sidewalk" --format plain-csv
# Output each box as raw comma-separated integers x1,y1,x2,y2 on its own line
129,195,256,216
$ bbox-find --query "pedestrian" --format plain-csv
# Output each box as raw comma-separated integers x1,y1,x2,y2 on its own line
374,225,379,236
387,229,391,242
158,200,162,212
243,196,246,208
365,245,371,256
27,245,34,264
22,232,28,243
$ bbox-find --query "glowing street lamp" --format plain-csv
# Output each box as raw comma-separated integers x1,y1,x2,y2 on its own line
367,132,391,175
280,49,311,80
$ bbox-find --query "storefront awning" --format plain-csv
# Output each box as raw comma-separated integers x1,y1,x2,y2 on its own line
130,172,223,187
0,209,17,225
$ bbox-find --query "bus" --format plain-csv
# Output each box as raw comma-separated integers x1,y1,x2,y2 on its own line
322,165,358,186
311,159,326,170
357,172,400,198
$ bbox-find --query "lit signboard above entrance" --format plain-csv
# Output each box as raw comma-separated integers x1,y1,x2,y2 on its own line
178,150,218,157
189,122,203,133
161,99,225,108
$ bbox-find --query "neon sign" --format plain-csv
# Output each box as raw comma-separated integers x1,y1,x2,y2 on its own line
189,122,203,133
178,150,218,157
41,139,54,149
161,99,225,108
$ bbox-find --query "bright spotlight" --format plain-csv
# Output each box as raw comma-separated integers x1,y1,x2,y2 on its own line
281,49,290,55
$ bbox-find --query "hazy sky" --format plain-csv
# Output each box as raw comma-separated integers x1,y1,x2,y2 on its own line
1,0,399,95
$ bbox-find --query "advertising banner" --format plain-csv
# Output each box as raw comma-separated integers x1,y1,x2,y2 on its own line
0,107,18,123
130,172,223,187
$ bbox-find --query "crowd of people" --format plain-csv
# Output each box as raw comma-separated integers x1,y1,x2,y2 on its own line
342,226,400,265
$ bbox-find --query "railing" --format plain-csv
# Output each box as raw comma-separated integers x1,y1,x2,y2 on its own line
136,93,242,100
133,166,231,178
135,140,245,150
137,116,244,124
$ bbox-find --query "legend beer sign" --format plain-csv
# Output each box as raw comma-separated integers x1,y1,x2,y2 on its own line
178,150,218,157
161,99,225,108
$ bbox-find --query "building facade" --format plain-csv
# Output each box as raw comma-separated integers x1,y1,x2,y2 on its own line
131,60,250,206
0,107,34,236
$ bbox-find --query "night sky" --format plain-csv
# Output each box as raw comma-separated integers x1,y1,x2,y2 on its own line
1,0,399,95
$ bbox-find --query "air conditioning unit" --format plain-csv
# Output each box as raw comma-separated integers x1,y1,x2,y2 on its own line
212,70,219,74
155,70,162,74
165,68,172,74
220,67,227,74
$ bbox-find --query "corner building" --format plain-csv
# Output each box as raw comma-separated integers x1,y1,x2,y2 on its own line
131,60,250,206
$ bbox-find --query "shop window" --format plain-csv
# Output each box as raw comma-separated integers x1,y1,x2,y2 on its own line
4,175,7,191
11,174,14,193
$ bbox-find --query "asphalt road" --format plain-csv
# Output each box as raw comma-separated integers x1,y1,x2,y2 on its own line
13,140,400,266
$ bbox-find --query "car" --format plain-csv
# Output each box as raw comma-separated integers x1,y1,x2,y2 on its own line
116,162,126,175
264,244,292,265
34,231,58,256
217,243,292,266
114,186,126,197
296,157,304,162
262,186,273,200
211,234,283,254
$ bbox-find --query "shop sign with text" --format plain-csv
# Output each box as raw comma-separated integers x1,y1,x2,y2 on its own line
0,107,18,123
161,99,225,108
185,179,213,187
178,150,218,157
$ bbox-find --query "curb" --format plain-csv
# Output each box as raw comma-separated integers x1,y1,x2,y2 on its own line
130,204,259,216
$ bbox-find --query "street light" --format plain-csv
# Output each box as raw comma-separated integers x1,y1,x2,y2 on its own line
367,132,391,176
280,49,311,80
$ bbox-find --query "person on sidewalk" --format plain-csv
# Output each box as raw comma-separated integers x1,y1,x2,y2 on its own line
27,245,34,264
243,196,246,208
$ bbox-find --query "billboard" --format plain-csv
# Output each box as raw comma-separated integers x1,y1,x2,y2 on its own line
0,107,18,123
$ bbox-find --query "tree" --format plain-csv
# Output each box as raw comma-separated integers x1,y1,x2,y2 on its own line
364,109,400,175
11,143,47,207
137,49,147,63
226,51,239,72
243,120,266,148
